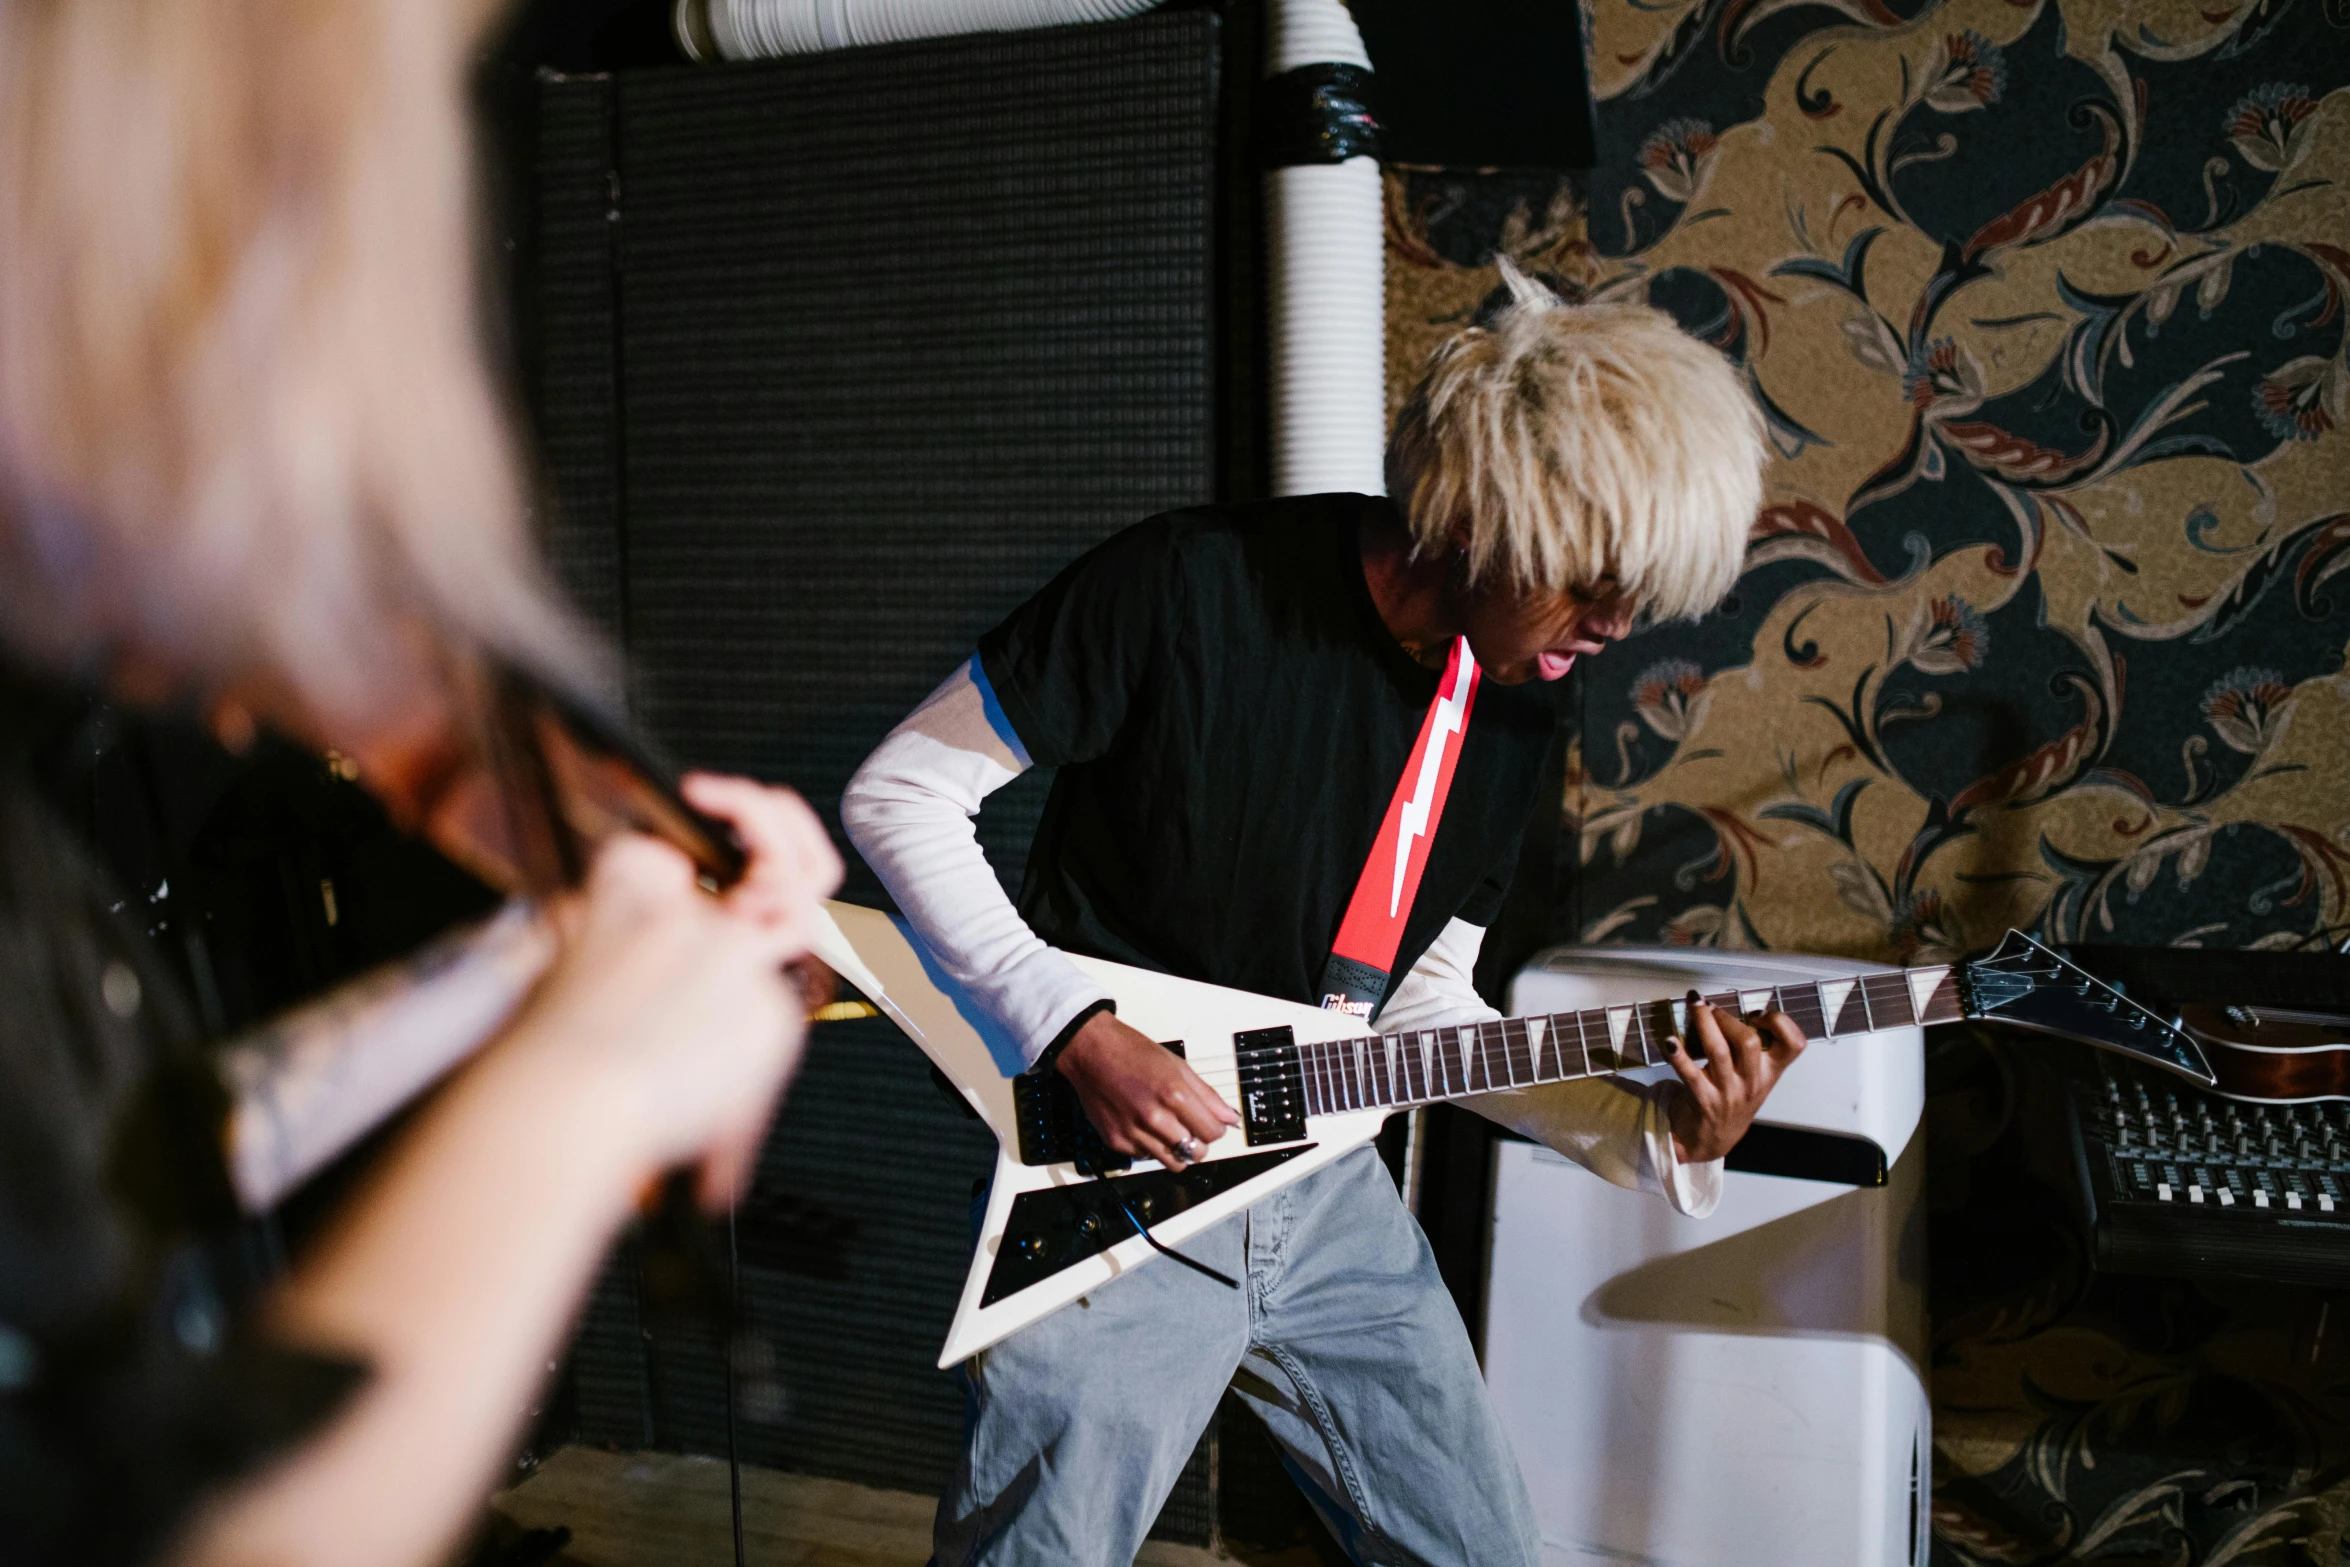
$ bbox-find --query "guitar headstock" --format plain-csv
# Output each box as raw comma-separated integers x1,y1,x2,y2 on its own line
1960,930,2215,1084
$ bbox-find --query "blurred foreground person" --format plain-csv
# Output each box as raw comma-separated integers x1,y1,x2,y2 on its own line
0,3,838,1566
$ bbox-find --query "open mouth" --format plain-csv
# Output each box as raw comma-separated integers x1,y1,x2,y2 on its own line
1535,634,1614,679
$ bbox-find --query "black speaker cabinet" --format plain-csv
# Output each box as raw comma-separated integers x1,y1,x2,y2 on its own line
528,11,1227,1533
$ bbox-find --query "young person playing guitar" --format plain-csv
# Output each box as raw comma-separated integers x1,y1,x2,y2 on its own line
842,261,1808,1566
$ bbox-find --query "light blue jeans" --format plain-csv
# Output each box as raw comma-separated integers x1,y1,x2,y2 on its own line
933,1146,1542,1566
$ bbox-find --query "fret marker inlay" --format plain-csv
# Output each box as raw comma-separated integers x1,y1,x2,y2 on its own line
1907,969,1942,1018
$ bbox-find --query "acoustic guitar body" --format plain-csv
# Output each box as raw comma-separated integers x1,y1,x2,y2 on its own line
2178,1004,2350,1103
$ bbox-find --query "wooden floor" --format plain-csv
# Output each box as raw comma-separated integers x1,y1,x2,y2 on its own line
493,1446,1326,1567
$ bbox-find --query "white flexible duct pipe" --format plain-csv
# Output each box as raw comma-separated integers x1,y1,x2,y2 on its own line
675,0,1158,60
1263,0,1384,497
1266,0,1370,79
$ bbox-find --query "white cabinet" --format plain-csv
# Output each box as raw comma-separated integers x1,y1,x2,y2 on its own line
1486,946,1931,1567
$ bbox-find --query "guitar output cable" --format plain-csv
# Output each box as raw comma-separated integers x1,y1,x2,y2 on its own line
1108,1185,1239,1290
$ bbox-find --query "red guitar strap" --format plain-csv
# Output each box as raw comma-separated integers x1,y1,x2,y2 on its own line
1317,636,1482,1018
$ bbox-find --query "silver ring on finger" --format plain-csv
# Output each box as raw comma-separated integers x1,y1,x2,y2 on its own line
1173,1136,1202,1166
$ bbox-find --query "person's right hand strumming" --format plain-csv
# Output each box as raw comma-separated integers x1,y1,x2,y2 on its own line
498,835,803,1198
500,774,843,1208
1053,1011,1241,1169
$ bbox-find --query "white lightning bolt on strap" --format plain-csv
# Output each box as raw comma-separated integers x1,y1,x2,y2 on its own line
1391,642,1478,916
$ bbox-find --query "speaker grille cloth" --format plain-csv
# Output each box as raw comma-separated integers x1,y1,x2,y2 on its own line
534,11,1220,1525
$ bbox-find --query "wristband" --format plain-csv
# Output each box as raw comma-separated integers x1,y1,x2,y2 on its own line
1030,999,1115,1077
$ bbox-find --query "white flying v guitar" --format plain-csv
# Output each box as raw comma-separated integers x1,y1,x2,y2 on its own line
809,901,2213,1367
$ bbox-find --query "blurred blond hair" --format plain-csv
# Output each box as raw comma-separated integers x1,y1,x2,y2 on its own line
1386,257,1764,623
0,0,599,725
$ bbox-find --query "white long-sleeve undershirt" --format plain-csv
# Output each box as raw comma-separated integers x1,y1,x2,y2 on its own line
842,656,1721,1218
1384,917,1722,1217
841,657,1112,1061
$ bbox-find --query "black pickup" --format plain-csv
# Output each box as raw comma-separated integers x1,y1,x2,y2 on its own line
1012,1040,1187,1170
1235,1026,1307,1145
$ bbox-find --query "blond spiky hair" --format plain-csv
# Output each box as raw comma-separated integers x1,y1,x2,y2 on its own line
1385,256,1765,623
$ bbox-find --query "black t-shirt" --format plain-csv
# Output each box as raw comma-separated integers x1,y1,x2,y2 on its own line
978,493,1557,1011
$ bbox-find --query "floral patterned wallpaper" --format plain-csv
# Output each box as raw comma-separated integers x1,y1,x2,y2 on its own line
1385,6,2349,1558
1384,0,2350,964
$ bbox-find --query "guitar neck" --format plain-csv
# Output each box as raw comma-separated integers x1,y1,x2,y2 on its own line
1291,965,1965,1117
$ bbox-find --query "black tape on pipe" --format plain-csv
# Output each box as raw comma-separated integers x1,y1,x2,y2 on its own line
1256,63,1381,167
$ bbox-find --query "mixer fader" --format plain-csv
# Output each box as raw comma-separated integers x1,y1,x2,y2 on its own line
2064,1056,2350,1286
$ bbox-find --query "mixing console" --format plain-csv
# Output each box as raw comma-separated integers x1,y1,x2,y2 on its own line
2063,1056,2350,1287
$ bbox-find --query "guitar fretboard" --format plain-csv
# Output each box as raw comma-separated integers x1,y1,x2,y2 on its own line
1293,966,1963,1117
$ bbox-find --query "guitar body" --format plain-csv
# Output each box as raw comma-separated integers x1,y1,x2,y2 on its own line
2178,1004,2350,1103
812,902,1394,1366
